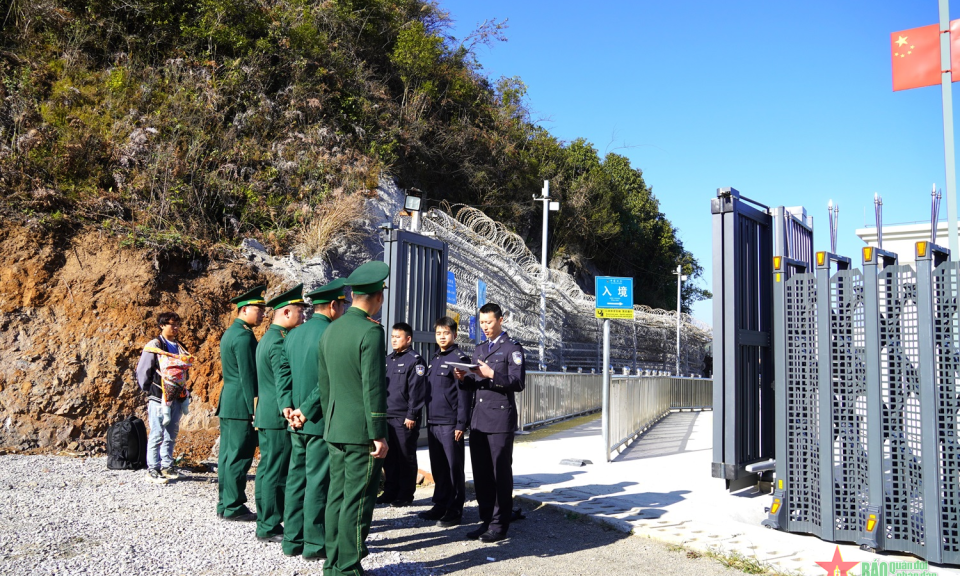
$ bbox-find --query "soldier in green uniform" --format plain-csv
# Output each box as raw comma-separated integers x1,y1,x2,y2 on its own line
216,285,266,522
254,284,306,542
278,278,347,559
318,262,390,576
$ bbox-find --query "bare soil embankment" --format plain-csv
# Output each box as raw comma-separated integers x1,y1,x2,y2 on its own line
0,223,272,456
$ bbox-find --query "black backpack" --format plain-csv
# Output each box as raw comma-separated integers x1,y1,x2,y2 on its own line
106,415,148,470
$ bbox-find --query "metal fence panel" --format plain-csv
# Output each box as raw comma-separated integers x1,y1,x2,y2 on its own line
934,261,960,565
783,271,821,536
829,269,868,543
518,373,602,430
669,377,713,409
606,376,712,456
878,264,926,558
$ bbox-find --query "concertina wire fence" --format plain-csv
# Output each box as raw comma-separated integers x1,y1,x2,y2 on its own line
395,205,712,374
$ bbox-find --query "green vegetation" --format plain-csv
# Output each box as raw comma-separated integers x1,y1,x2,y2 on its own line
0,0,708,310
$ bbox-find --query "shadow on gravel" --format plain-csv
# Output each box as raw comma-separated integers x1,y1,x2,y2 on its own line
370,500,633,574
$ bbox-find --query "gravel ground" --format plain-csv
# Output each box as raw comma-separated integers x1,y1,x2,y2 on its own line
0,455,749,576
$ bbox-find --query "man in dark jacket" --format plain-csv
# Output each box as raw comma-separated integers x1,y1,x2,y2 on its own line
418,316,472,527
454,303,525,543
216,285,266,521
378,322,427,507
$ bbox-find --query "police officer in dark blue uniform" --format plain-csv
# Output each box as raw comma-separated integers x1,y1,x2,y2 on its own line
378,322,427,506
418,317,472,527
454,303,525,543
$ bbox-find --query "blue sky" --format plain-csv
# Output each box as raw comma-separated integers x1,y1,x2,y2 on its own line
438,0,955,323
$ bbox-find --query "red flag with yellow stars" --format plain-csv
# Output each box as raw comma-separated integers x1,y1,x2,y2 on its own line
891,23,941,91
951,20,960,80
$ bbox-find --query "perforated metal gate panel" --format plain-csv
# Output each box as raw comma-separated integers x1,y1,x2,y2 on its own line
829,269,868,542
878,265,926,557
934,262,960,564
784,271,821,534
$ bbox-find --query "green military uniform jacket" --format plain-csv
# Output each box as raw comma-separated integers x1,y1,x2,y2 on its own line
279,314,331,437
318,307,388,443
217,318,258,419
254,324,294,430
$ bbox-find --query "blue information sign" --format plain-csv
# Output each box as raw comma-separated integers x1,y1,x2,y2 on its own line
447,271,457,306
595,276,634,319
476,279,487,343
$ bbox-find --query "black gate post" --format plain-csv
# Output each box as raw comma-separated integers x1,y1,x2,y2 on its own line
381,227,449,358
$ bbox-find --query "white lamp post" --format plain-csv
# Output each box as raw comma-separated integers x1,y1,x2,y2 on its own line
536,180,559,371
673,265,687,376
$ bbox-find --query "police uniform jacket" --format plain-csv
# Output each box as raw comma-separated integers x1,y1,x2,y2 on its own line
426,346,472,429
318,307,388,444
386,348,427,421
253,324,294,430
459,332,526,433
216,318,259,419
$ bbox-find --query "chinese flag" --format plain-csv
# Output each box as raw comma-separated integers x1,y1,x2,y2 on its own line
891,24,941,91
952,19,960,79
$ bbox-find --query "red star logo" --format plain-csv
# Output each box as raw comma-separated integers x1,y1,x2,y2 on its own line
816,546,859,576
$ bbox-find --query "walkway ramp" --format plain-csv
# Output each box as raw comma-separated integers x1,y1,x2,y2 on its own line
419,413,960,575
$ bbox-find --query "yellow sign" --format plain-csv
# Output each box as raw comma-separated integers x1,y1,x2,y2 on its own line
595,308,635,319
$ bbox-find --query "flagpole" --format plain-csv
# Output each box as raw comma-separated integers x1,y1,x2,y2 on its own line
940,0,958,256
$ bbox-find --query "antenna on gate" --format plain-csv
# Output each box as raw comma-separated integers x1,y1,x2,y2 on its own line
828,200,839,254
931,184,942,244
874,193,883,250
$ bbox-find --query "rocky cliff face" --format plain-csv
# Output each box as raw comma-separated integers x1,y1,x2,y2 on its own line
0,223,272,451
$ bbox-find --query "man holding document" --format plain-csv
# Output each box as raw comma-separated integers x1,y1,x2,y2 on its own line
452,303,525,543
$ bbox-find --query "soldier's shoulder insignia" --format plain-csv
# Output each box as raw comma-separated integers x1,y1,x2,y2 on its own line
415,364,425,376
512,351,523,365
366,317,381,325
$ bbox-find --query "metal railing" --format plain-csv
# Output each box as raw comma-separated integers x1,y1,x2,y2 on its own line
605,376,713,458
517,372,602,430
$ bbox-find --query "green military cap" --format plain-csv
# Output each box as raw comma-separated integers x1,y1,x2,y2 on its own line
231,285,267,308
306,278,346,304
266,283,305,309
344,261,389,295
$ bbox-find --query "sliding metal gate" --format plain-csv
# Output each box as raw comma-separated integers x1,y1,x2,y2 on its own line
711,189,815,489
763,242,960,565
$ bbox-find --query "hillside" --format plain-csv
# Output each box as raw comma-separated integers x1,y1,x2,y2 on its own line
0,0,708,310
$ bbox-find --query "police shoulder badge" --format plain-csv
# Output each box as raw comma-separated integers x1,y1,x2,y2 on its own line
415,364,425,376
512,351,523,365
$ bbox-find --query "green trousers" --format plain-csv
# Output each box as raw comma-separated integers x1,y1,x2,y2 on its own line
217,418,258,518
324,442,382,576
283,433,329,557
255,428,292,538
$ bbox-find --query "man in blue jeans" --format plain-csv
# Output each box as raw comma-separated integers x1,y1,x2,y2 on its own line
136,311,190,484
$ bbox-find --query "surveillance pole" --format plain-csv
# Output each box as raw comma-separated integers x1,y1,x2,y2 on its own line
536,181,558,371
